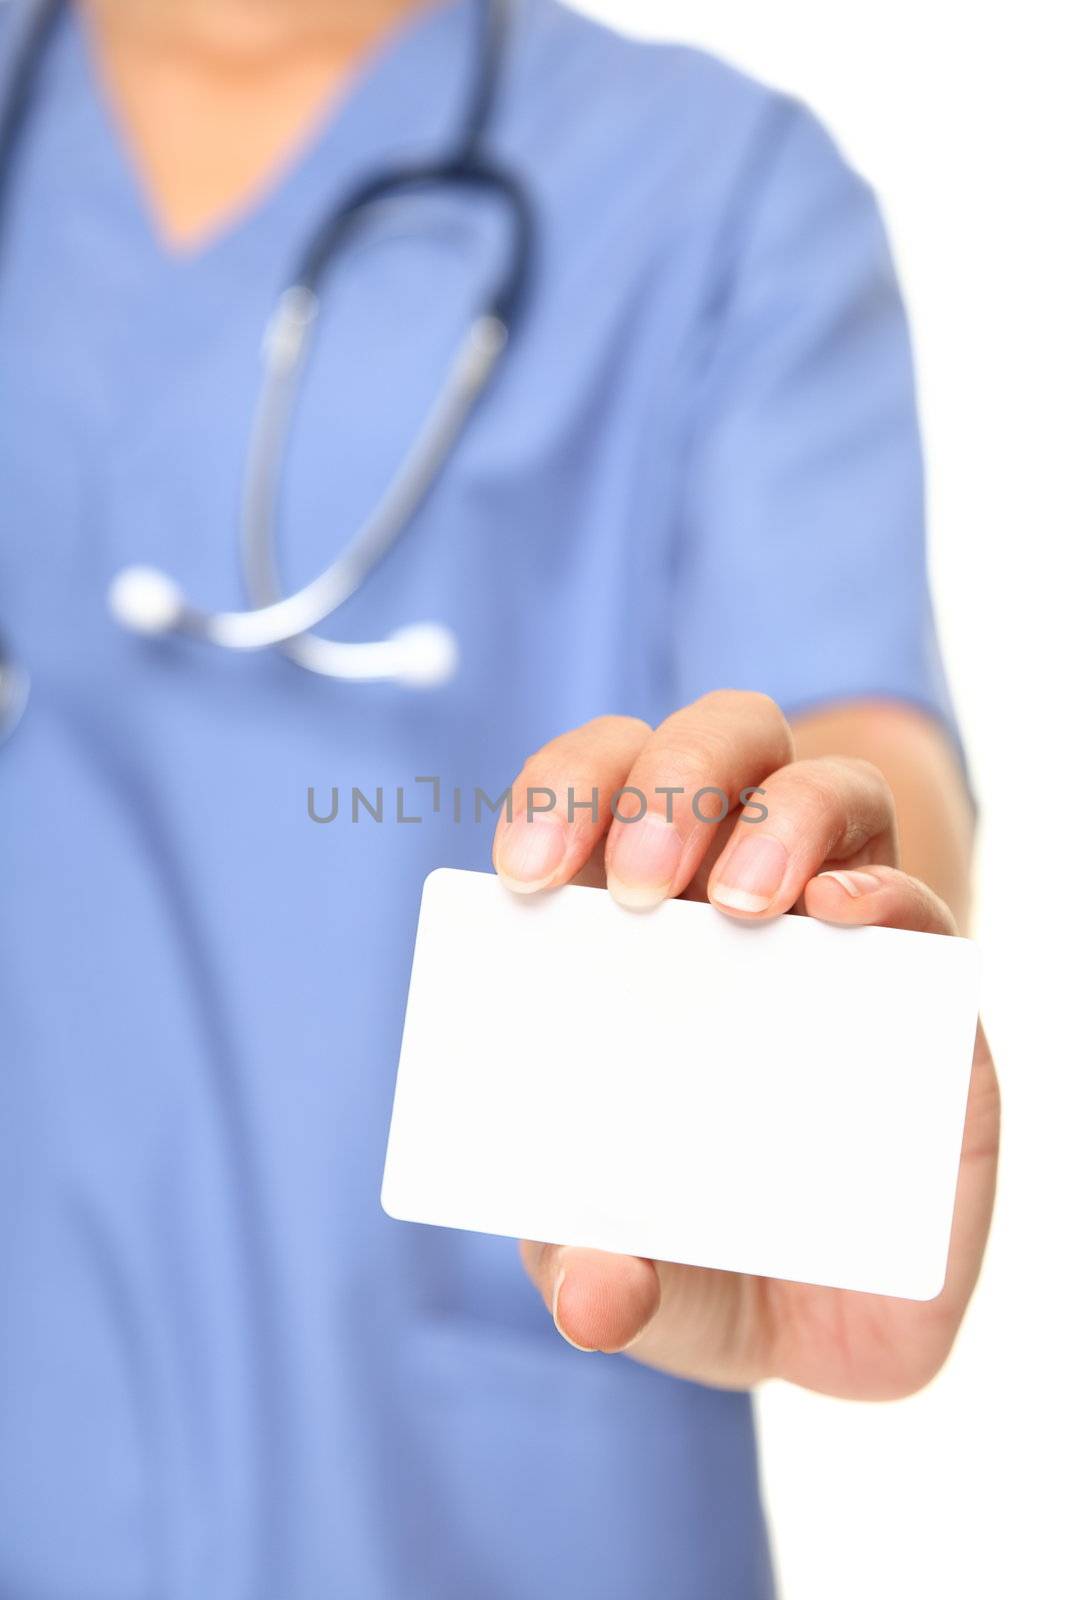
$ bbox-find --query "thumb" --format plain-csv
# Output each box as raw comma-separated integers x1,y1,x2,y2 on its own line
520,1241,661,1353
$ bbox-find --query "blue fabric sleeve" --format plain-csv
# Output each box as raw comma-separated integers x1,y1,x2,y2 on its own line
673,97,961,755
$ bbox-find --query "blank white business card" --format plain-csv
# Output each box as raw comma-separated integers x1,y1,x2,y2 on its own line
381,868,979,1300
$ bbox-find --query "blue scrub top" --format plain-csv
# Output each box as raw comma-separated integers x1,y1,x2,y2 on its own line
0,2,956,1595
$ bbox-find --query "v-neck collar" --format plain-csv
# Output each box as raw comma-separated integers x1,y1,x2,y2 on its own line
7,0,486,278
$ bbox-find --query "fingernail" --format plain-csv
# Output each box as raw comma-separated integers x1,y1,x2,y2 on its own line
551,1266,596,1353
496,816,567,891
819,869,882,898
711,835,788,912
607,815,683,908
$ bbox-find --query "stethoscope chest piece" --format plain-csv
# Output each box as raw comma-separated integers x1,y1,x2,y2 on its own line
0,650,29,745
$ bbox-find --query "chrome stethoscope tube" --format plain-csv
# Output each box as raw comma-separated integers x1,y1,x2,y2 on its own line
111,299,509,687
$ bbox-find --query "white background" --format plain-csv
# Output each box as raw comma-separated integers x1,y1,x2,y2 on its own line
571,4,1065,1595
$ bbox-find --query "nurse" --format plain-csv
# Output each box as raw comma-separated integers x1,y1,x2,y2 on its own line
0,0,998,1596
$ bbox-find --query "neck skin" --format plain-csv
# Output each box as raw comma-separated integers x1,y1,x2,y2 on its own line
81,0,426,65
77,0,432,249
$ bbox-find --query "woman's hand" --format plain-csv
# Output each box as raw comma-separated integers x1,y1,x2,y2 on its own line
491,691,999,1400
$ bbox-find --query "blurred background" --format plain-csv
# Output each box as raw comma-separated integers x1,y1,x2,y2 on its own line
573,3,1066,1594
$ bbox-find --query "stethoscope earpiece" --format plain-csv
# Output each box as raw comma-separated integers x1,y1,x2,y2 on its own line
386,623,459,688
108,565,187,636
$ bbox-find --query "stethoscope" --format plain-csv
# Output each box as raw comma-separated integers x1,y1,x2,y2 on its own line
0,0,531,741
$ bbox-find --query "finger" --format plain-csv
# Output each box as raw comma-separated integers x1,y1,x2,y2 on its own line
492,716,650,892
604,690,793,908
520,1241,661,1353
939,1021,999,1327
680,807,742,902
802,862,958,934
707,755,897,919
